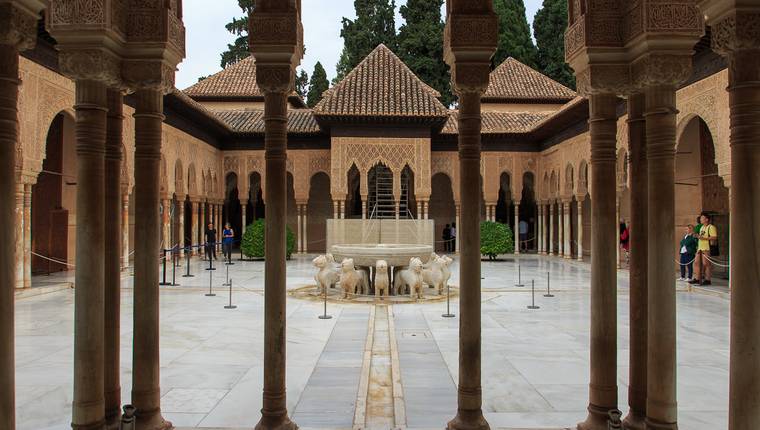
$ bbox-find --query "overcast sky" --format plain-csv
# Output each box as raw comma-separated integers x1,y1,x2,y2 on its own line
176,0,544,90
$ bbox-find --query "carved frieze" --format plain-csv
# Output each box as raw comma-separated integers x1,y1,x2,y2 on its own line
58,48,121,85
711,11,760,54
0,2,42,50
256,64,295,94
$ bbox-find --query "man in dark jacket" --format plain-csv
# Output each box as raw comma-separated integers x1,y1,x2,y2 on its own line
205,222,217,260
679,224,698,281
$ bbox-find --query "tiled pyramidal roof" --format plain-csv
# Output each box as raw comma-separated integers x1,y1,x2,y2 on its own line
183,56,262,99
214,110,321,135
484,58,576,103
442,111,551,135
313,44,449,119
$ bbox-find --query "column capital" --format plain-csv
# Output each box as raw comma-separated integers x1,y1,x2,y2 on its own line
0,1,45,50
443,8,497,95
701,3,760,54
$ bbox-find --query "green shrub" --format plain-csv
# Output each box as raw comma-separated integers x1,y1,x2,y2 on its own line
241,219,296,259
480,221,514,260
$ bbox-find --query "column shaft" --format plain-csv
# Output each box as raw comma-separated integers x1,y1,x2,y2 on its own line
257,91,296,430
728,48,760,430
15,185,23,289
563,201,571,258
577,199,584,261
514,203,520,254
296,205,303,253
645,85,678,429
23,184,31,288
161,199,170,250
448,92,488,430
122,194,130,269
579,93,618,430
178,203,185,257
549,204,554,256
71,79,108,430
537,204,543,254
104,89,123,428
455,205,460,254
625,92,648,429
0,44,20,430
132,89,170,430
302,208,308,254
191,201,199,255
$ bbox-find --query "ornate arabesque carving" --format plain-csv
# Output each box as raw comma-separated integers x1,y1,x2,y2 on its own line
0,2,40,50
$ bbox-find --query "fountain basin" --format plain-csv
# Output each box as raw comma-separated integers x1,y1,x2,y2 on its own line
330,243,433,267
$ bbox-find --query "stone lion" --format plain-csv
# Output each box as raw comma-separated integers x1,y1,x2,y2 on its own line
394,257,424,300
422,255,446,295
338,258,369,298
374,260,390,298
313,254,339,295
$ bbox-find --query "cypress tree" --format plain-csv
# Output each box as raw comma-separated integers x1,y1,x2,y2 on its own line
334,0,398,83
220,0,254,68
534,0,576,89
295,70,309,99
307,62,330,108
493,0,538,68
397,0,453,106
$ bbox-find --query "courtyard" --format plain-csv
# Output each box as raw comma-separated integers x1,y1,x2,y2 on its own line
16,256,728,430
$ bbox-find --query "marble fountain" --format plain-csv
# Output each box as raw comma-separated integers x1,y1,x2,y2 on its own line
289,219,458,303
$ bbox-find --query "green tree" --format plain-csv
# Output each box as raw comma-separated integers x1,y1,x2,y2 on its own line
241,219,296,259
480,221,514,260
397,0,453,106
220,0,254,68
334,0,398,83
493,0,538,68
295,69,309,99
306,62,330,108
533,0,576,89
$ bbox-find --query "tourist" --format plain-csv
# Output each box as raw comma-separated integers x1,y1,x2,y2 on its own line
222,223,234,263
693,216,702,236
450,222,457,253
518,219,528,252
205,222,217,260
443,224,451,253
679,224,698,281
691,212,718,286
619,221,630,263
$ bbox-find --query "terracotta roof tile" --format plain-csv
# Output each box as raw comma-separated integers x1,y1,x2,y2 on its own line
484,58,576,103
442,110,550,135
213,109,321,135
183,56,263,98
313,44,448,118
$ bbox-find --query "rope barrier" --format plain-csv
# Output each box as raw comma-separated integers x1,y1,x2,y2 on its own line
31,251,75,267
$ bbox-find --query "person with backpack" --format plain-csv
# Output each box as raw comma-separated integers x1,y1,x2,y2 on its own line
691,212,718,286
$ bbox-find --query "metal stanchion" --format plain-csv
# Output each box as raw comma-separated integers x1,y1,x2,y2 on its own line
608,409,623,429
205,268,216,297
514,259,525,287
159,249,171,286
222,260,230,287
318,287,332,319
442,280,455,318
121,405,136,430
543,271,554,297
205,244,216,271
224,278,237,309
182,246,194,278
170,246,179,286
527,279,539,309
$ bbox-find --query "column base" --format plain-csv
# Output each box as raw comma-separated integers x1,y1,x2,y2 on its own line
135,410,172,430
577,404,613,430
622,411,646,430
447,409,490,430
644,417,677,430
254,415,298,430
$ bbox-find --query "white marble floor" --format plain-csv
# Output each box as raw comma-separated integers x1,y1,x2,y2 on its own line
16,255,728,429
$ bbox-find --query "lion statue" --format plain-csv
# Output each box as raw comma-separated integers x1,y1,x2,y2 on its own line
338,258,369,298
374,260,390,298
313,254,339,295
422,255,447,295
394,257,424,299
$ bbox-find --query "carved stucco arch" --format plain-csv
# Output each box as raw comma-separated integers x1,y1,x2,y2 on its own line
431,152,460,203
187,163,197,198
174,159,184,197
578,160,589,196
565,163,575,197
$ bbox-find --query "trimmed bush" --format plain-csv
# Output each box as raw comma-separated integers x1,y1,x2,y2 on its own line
241,219,296,259
480,221,514,260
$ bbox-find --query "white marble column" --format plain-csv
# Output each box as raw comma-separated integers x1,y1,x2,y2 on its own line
361,198,367,220
241,199,247,235
302,206,308,253
616,196,621,268
537,204,543,254
455,204,460,254
190,200,199,256
514,202,520,254
417,201,423,220
122,193,130,269
333,200,339,219
178,202,185,258
14,184,23,289
296,205,303,253
563,200,571,259
577,197,584,261
22,184,31,288
423,201,429,220
548,203,555,256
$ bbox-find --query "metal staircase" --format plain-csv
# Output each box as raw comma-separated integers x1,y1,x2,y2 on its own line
368,165,410,219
